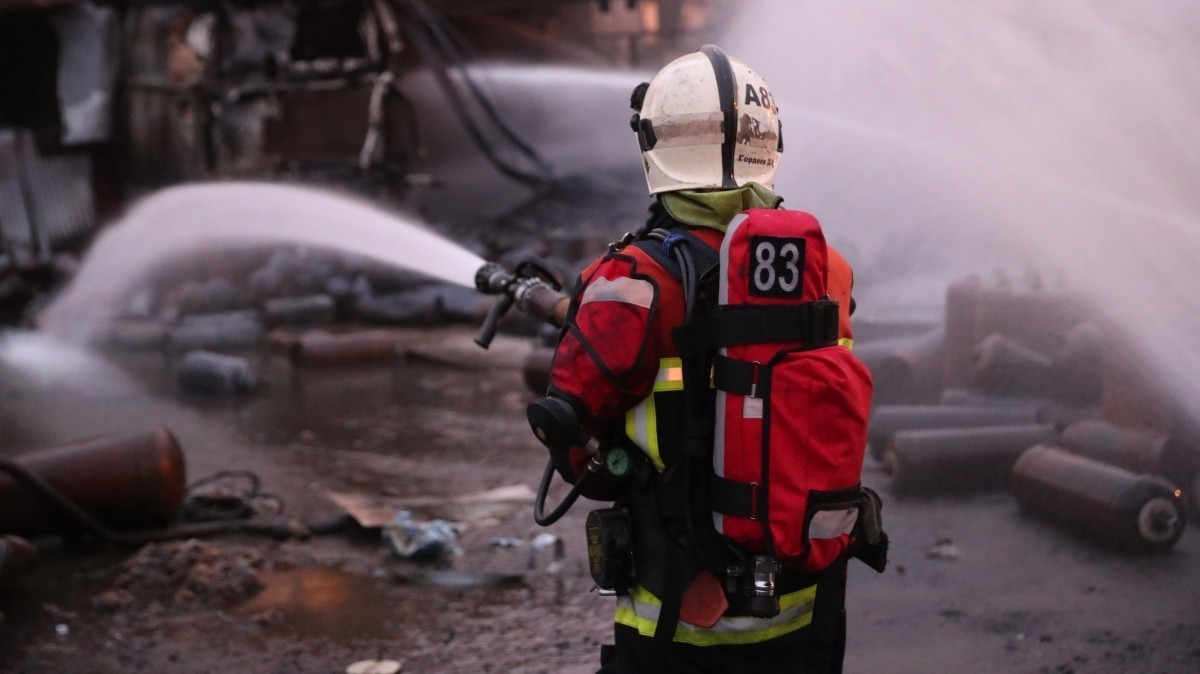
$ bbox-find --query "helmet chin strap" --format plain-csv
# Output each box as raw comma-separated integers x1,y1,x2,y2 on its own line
699,44,739,189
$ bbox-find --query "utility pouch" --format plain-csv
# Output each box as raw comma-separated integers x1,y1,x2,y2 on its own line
586,508,635,593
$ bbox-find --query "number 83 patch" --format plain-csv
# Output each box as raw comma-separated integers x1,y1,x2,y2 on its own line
749,236,807,298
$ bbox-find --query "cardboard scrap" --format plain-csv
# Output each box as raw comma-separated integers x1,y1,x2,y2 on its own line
326,484,536,529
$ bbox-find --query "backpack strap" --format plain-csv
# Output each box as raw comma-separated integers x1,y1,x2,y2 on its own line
674,301,840,358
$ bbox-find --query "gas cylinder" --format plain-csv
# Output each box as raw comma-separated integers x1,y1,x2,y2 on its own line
0,428,187,536
1059,419,1199,492
885,424,1057,495
867,404,1041,460
289,329,399,366
263,294,336,328
1011,445,1186,552
176,350,260,395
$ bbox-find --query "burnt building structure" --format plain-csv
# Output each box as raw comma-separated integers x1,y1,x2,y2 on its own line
0,0,723,320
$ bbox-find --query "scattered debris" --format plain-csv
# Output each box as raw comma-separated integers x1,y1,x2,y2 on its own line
346,660,403,674
927,538,961,560
382,511,460,561
488,537,525,549
327,484,536,528
98,539,294,609
528,533,565,574
389,568,526,589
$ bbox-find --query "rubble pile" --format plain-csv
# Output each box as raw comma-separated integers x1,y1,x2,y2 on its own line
93,539,293,611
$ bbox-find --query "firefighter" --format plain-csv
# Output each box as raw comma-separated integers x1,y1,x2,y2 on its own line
541,46,861,673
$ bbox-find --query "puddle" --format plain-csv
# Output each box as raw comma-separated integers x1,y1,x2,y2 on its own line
233,567,400,643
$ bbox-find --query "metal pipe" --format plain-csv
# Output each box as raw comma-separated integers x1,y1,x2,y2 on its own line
884,424,1058,496
867,404,1041,461
1011,445,1187,552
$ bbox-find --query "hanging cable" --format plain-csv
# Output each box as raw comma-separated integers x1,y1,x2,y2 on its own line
391,0,555,189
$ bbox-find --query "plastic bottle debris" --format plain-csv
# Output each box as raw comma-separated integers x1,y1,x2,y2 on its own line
382,511,460,561
527,532,564,574
488,537,525,549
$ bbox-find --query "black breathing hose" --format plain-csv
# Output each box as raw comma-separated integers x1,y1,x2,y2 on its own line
533,458,592,527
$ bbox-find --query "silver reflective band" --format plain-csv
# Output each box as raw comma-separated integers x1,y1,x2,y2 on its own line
809,508,858,540
580,276,654,309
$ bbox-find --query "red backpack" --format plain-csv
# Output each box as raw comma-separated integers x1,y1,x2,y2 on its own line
665,209,881,573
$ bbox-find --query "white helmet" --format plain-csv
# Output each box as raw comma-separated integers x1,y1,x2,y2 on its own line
630,45,783,195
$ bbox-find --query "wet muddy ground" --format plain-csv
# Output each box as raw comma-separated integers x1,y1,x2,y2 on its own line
1,326,1198,673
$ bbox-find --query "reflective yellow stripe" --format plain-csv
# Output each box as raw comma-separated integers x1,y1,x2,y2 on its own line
614,583,816,646
626,357,684,471
654,357,684,392
838,337,853,350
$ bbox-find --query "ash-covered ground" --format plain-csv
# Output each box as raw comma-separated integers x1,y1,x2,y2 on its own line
0,325,1197,674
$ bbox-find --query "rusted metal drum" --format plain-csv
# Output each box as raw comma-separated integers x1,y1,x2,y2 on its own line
289,329,399,366
884,424,1057,495
0,428,187,536
1011,445,1186,552
1059,420,1199,495
867,404,1041,460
